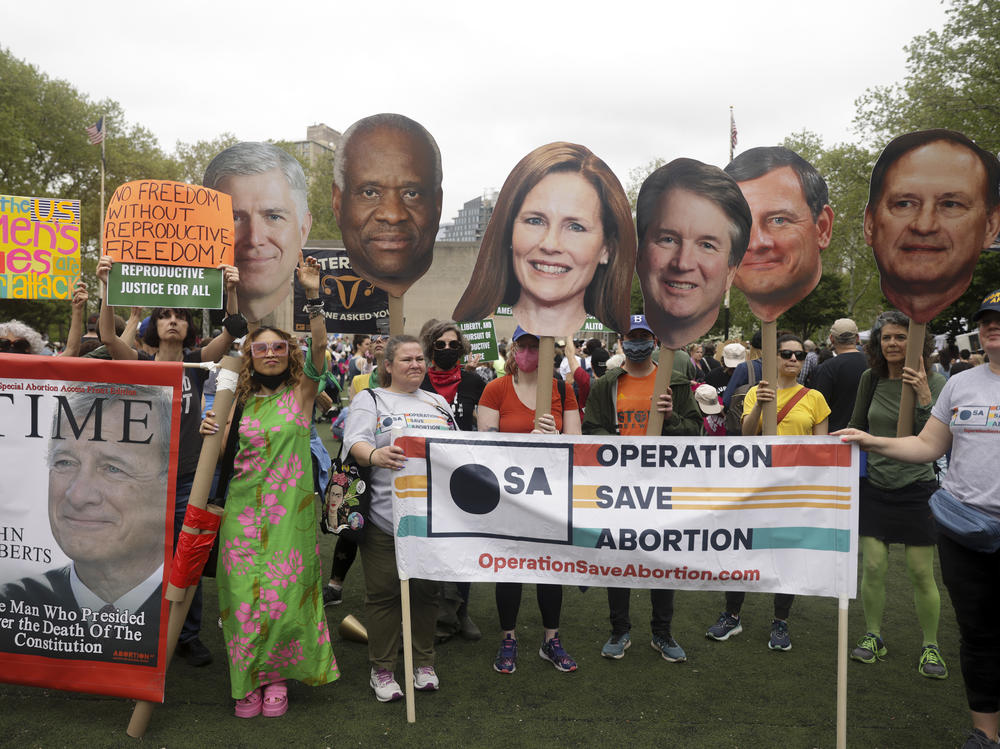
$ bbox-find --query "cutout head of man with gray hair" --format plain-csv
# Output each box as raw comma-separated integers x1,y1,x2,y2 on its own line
204,142,312,322
332,114,443,298
725,147,834,322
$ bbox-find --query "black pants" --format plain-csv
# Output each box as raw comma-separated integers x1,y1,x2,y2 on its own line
330,535,358,580
938,532,1000,713
725,591,794,621
496,583,561,631
607,587,674,638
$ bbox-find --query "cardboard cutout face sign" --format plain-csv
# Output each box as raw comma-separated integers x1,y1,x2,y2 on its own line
635,159,751,350
453,142,634,338
864,131,1000,323
725,148,834,323
332,114,443,298
204,143,312,323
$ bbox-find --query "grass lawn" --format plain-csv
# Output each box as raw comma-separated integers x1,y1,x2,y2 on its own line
0,424,973,747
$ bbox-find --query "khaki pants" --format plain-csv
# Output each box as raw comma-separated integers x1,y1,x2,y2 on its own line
360,523,439,672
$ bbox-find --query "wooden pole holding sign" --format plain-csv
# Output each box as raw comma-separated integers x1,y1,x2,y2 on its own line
836,593,849,749
389,294,404,336
895,321,926,437
400,579,416,723
645,347,675,436
534,337,555,430
761,321,778,435
127,356,240,739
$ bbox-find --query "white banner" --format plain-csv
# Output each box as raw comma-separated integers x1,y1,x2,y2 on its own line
391,431,858,598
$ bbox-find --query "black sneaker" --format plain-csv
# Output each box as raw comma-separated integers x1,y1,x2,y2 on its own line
323,585,343,607
176,637,212,667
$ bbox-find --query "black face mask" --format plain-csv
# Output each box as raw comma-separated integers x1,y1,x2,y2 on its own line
251,367,290,390
432,348,462,370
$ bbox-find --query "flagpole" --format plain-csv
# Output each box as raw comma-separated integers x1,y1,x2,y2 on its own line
98,116,106,301
724,106,736,340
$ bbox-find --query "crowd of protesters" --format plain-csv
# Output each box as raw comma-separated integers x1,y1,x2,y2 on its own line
4,288,999,748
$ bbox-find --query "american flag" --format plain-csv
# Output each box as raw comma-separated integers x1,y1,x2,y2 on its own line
86,117,104,145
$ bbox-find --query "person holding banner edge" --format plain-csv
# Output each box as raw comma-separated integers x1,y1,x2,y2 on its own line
845,311,948,679
581,314,700,661
97,254,243,668
341,334,458,703
478,326,582,674
836,290,1000,749
707,333,830,651
200,252,339,717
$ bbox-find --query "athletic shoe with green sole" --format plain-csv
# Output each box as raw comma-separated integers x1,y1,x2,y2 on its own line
918,644,948,679
850,632,887,663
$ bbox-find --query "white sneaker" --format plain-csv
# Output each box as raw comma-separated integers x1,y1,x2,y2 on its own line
413,665,440,691
370,668,404,702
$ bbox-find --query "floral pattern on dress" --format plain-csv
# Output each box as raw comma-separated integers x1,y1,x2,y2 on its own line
217,387,339,699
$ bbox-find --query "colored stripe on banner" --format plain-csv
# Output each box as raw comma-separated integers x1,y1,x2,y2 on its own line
751,526,850,552
397,435,427,458
771,443,851,467
398,515,428,537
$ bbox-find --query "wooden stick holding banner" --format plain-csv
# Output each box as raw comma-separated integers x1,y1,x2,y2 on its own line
761,321,778,435
534,337,555,430
837,593,848,749
400,579,416,724
389,294,404,336
127,355,241,739
895,321,926,437
645,347,675,436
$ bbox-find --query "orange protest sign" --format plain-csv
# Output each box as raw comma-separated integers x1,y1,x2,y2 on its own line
103,180,234,268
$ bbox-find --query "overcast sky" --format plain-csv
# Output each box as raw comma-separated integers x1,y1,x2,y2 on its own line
3,0,948,222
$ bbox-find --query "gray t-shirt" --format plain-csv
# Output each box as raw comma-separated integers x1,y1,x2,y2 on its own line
931,365,1000,517
342,387,457,533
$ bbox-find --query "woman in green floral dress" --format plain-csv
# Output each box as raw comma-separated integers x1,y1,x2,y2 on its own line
202,254,338,717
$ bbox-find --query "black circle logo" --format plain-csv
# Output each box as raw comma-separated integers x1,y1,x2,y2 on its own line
449,464,500,514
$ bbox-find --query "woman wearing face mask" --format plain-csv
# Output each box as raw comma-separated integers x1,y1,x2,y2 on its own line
477,327,581,675
419,320,485,432
419,320,487,641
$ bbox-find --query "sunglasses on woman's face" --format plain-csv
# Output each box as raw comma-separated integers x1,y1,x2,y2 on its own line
250,340,289,358
433,340,462,350
778,349,807,361
371,335,389,343
0,339,30,353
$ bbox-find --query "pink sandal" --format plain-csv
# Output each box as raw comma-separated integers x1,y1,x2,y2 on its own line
262,680,288,717
234,688,262,718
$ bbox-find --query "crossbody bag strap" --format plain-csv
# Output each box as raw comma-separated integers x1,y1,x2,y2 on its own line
776,386,810,425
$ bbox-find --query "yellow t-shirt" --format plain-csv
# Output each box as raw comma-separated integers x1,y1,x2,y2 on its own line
742,385,831,436
616,370,658,436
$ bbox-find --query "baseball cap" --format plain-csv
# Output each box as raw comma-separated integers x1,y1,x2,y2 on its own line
627,315,654,335
512,325,538,342
722,342,747,368
830,318,858,339
972,288,1000,323
694,384,723,414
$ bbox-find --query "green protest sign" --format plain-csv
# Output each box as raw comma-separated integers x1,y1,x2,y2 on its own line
107,262,223,309
457,319,498,362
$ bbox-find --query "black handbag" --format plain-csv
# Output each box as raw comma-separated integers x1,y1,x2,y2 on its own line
319,390,377,541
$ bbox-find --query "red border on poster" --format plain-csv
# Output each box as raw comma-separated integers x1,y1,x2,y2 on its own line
0,354,181,702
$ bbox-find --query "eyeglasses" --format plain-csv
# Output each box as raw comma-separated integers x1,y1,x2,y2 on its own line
250,340,289,358
433,340,462,350
0,339,30,354
778,350,807,361
371,335,389,343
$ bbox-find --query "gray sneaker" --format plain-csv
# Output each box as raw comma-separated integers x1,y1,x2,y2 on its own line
601,632,631,659
962,728,1000,748
768,619,792,651
706,612,742,641
651,634,686,662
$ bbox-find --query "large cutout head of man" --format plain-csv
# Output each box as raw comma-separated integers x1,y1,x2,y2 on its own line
204,143,312,323
47,386,171,603
636,158,751,350
864,129,1000,323
332,114,443,298
725,147,834,322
